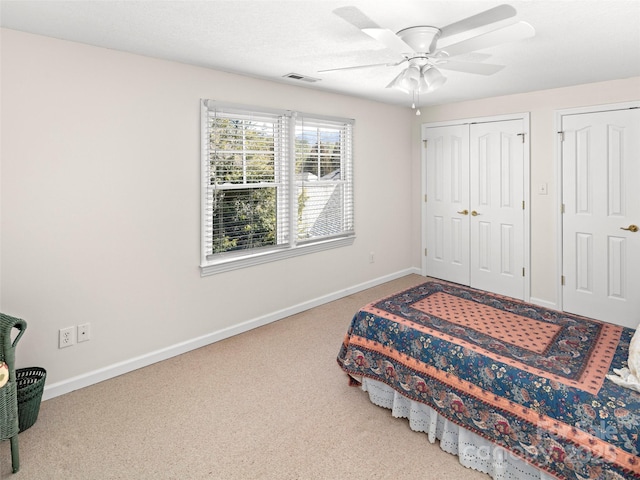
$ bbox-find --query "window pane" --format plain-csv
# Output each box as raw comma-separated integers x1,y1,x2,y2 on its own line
295,119,351,242
296,126,343,180
211,153,242,183
212,187,277,254
297,183,344,240
245,154,275,183
210,117,276,185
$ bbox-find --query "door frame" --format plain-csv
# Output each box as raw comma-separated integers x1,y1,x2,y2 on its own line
421,112,531,302
554,101,640,313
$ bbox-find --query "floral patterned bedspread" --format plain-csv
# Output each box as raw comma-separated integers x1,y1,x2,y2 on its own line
337,280,640,480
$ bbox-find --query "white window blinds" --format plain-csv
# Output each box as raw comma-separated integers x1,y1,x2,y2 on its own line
295,116,354,242
201,100,354,274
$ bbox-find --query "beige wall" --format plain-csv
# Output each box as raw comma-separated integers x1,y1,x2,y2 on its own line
3,27,639,397
411,77,640,305
0,29,416,393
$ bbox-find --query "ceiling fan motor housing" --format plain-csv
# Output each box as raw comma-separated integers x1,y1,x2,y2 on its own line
396,26,442,53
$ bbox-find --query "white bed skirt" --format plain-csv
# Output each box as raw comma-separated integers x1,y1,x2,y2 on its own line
360,377,556,480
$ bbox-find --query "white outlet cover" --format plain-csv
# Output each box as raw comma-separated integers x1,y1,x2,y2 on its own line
538,183,548,195
77,323,91,342
59,326,75,348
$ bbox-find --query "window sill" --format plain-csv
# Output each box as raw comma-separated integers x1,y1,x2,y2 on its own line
200,235,355,276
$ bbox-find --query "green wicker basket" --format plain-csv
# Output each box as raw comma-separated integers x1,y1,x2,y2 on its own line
16,367,46,432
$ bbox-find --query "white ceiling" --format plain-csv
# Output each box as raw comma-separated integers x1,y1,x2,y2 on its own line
1,0,639,107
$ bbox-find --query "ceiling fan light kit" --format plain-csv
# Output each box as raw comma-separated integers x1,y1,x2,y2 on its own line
328,4,535,110
386,66,419,94
386,65,447,94
421,66,447,92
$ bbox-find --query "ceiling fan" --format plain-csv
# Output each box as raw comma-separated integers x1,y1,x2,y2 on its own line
322,4,535,107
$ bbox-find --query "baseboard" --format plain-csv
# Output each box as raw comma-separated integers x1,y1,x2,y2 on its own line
528,296,560,311
43,267,422,401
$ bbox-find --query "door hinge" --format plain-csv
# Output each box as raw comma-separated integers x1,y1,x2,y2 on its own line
423,139,428,148
425,248,428,257
561,275,565,286
517,133,525,143
558,131,565,142
522,200,525,210
561,203,565,214
522,267,525,277
424,194,428,203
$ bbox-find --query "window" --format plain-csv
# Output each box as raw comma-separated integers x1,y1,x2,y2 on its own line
200,100,354,275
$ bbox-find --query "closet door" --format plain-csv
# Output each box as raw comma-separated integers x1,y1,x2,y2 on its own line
469,120,525,299
424,119,526,300
562,108,640,328
424,125,470,285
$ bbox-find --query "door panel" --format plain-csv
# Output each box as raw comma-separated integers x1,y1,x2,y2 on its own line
575,233,593,292
469,120,525,299
478,221,491,270
608,237,625,299
424,125,470,285
562,108,640,328
500,224,515,274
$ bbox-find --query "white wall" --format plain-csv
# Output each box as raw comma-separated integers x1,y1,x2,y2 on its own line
0,29,417,396
411,77,640,306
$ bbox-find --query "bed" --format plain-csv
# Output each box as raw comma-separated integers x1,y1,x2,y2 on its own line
336,280,640,480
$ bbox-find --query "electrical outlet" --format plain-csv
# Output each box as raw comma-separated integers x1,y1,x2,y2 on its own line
369,251,375,263
59,327,75,348
77,323,91,342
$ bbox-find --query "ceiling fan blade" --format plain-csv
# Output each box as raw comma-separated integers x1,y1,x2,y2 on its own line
333,6,414,54
439,4,517,39
437,61,505,75
318,60,406,73
333,6,380,29
362,28,415,54
438,21,535,58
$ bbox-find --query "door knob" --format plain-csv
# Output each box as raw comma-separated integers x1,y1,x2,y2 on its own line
457,209,469,215
621,224,639,232
471,210,480,216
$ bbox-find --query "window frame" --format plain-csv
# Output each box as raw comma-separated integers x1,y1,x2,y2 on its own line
200,100,355,276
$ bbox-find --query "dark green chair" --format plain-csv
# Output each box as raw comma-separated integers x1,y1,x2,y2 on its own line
0,314,27,473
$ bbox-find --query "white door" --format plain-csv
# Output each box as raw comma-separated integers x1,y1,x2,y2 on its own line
562,108,640,328
424,124,470,285
469,120,525,299
423,119,526,300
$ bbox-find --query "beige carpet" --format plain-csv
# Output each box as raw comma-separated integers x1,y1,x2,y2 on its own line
1,274,490,479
